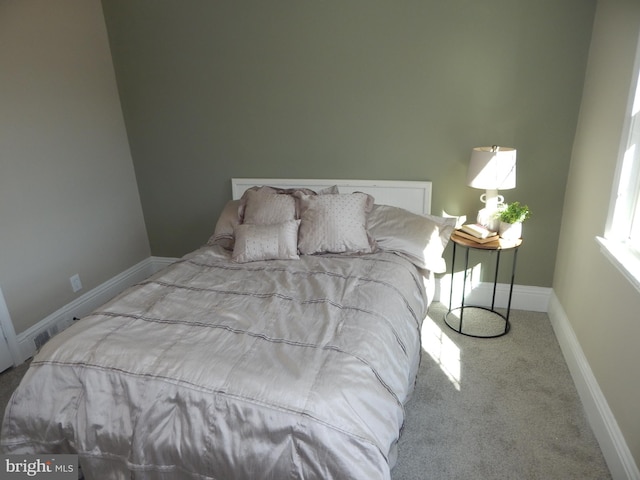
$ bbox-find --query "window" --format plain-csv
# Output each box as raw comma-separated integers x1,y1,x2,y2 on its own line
598,31,640,293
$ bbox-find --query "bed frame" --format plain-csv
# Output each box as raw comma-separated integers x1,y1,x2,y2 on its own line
231,178,432,215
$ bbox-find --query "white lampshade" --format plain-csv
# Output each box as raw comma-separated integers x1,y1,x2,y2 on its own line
467,146,517,190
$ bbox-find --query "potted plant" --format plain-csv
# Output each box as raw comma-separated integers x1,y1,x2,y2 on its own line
496,201,531,240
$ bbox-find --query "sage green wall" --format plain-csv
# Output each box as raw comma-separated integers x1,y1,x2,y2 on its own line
102,0,595,287
554,0,640,469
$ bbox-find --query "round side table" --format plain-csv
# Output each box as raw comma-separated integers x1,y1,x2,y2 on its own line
444,233,523,338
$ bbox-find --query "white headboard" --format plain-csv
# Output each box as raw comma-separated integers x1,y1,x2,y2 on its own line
231,178,432,215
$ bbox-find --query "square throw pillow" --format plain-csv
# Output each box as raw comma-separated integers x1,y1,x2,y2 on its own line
240,187,297,225
232,220,301,263
296,192,375,255
367,204,456,273
208,186,341,250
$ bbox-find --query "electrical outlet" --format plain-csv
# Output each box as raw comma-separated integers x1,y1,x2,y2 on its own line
70,274,82,293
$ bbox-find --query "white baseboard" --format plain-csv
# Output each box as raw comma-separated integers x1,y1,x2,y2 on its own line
16,256,178,362
548,292,640,480
435,276,551,312
150,256,180,270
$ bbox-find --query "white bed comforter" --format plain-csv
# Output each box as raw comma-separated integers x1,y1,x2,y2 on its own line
1,245,428,480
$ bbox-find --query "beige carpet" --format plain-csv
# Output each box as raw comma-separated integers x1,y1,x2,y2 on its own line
0,304,611,479
393,302,611,479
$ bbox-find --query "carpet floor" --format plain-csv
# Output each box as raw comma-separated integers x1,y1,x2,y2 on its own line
0,303,611,479
393,302,611,479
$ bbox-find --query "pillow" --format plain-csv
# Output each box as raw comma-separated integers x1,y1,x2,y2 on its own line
316,185,340,195
296,192,375,255
367,204,456,273
238,187,297,225
238,185,340,223
232,220,301,263
207,199,241,250
208,185,341,250
242,189,297,225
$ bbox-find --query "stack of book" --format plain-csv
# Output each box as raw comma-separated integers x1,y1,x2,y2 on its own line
454,224,499,244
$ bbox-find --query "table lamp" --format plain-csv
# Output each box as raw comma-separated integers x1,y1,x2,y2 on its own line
467,145,516,231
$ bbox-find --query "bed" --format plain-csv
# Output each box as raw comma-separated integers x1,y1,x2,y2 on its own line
1,179,455,480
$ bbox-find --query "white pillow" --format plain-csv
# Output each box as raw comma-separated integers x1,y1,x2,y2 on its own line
232,220,301,263
367,204,456,273
296,192,375,255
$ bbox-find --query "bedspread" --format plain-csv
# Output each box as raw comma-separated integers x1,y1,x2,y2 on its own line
1,245,429,480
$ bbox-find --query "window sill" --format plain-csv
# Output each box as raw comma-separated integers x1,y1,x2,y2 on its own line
596,236,640,295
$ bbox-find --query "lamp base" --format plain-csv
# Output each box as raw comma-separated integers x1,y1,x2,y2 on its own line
476,207,500,231
476,189,503,231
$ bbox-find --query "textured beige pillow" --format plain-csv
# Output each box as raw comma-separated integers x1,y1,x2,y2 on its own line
232,220,301,263
367,204,456,273
296,192,375,254
208,186,342,251
241,188,297,225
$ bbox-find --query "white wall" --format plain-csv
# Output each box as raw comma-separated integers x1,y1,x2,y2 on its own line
553,0,640,475
0,0,150,335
